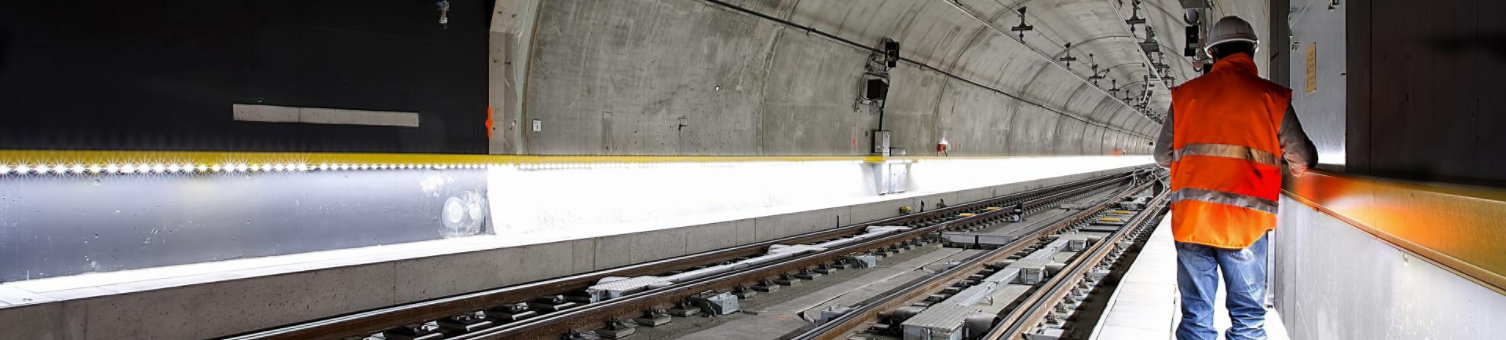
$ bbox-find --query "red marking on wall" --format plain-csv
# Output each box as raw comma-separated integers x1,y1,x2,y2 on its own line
485,106,495,139
851,136,857,148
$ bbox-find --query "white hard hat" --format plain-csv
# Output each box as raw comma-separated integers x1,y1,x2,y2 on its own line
1204,16,1258,54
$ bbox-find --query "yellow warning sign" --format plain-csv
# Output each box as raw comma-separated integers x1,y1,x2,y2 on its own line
1306,43,1318,94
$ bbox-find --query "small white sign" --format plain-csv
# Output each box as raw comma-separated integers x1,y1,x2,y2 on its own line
532,119,542,132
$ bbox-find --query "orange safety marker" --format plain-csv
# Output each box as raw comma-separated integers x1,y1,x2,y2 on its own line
485,106,495,139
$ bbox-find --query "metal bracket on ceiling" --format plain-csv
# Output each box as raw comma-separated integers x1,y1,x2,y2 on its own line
1059,43,1078,69
1010,7,1034,40
1125,0,1147,32
1089,55,1108,85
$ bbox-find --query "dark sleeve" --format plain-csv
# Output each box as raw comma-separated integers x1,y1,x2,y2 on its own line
1278,104,1319,169
1153,105,1174,168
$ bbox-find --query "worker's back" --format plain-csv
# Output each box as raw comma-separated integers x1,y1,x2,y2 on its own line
1157,16,1319,340
1166,52,1292,249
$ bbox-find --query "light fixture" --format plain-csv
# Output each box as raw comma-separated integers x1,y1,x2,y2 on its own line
1140,27,1161,55
0,156,515,176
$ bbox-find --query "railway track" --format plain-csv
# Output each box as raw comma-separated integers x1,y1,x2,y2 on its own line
224,167,1160,340
989,185,1168,340
790,175,1167,340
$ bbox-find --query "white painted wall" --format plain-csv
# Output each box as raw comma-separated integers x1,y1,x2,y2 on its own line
1274,196,1506,339
486,156,1152,243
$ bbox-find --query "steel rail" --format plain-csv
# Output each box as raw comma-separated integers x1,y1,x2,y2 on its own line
790,177,1161,340
987,181,1170,339
224,168,1148,340
448,172,1140,339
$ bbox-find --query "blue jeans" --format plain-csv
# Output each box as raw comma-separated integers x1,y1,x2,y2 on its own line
1175,233,1268,340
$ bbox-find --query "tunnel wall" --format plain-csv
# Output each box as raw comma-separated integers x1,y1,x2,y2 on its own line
515,0,1159,156
1273,196,1506,339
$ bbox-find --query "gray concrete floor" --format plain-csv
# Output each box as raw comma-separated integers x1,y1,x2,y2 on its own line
1091,217,1290,340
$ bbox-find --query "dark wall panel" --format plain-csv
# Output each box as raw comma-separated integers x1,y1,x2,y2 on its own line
1348,0,1506,186
0,0,491,153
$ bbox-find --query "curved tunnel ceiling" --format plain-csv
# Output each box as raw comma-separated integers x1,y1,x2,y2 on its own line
505,0,1272,156
964,0,1272,120
755,0,1269,123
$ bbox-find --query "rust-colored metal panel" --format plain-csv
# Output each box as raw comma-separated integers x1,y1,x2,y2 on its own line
1284,170,1506,293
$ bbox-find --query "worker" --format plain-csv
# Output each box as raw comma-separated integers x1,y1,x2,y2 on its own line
1153,16,1317,340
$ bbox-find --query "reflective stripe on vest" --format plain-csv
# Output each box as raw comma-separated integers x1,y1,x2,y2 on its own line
1170,188,1277,214
1172,143,1281,167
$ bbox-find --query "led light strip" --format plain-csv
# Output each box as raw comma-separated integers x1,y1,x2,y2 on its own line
0,150,895,176
0,162,495,175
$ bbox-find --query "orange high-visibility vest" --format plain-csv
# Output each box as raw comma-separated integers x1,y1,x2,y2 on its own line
1168,53,1291,249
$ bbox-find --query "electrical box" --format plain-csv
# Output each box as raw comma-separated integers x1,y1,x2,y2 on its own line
865,78,889,101
872,130,891,155
1140,40,1160,55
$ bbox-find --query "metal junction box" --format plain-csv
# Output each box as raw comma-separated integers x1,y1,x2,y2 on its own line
873,160,910,195
873,130,892,155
